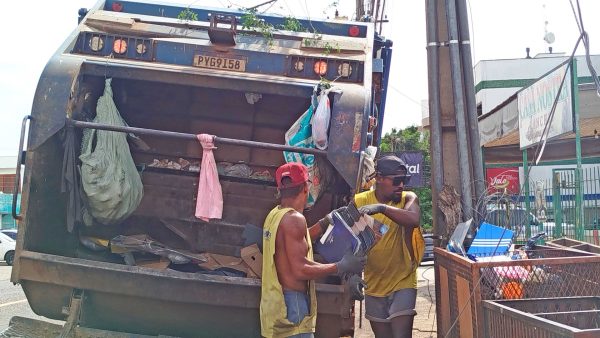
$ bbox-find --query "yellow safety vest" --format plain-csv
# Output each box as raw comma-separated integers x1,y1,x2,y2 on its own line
260,206,317,338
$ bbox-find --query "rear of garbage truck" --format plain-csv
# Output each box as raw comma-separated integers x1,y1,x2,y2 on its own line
8,1,392,336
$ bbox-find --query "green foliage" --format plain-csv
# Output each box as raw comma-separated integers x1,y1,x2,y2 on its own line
319,77,332,89
380,126,433,230
280,16,304,32
241,8,275,48
323,42,341,55
177,8,198,22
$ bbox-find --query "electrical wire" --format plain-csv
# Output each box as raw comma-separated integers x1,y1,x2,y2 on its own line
467,0,475,64
259,0,278,14
570,0,600,97
302,0,317,33
388,85,424,107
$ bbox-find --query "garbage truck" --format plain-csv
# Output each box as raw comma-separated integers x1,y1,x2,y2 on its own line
7,1,393,336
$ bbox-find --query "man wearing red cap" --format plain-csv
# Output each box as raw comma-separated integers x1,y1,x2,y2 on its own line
260,162,366,338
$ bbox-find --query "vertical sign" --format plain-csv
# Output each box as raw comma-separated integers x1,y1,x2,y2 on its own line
518,62,573,149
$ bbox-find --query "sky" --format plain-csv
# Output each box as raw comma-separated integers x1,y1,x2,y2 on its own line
1,0,600,156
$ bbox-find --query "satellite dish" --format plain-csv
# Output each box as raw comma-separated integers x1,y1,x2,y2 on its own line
544,32,555,44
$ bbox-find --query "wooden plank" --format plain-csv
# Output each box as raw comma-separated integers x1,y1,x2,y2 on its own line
438,267,450,336
456,276,474,338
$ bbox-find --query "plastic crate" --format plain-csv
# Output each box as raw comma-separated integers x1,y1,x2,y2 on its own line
434,246,600,338
483,297,600,338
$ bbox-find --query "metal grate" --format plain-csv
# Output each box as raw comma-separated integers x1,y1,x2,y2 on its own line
484,297,600,337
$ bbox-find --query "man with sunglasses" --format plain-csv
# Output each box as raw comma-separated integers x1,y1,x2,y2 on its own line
354,155,425,338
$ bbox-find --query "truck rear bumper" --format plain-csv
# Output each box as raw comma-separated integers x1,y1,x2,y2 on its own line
14,250,353,337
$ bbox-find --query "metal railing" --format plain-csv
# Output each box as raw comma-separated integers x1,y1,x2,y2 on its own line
485,166,600,244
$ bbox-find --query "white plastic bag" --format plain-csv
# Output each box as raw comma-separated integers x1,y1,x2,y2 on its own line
311,87,342,150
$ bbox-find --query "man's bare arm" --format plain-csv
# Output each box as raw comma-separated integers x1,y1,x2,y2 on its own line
382,192,420,228
308,222,324,241
280,213,338,280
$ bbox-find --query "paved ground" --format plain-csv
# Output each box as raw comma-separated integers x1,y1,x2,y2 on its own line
354,262,437,338
0,263,62,332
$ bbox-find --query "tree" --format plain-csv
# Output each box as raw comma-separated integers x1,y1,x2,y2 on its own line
380,126,433,230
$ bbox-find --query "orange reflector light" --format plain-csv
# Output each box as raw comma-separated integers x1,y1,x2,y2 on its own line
113,39,127,54
313,61,327,76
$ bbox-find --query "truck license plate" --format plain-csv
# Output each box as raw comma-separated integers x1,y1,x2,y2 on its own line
193,55,246,72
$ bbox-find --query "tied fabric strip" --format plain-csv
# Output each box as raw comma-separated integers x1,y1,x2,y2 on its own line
195,134,223,222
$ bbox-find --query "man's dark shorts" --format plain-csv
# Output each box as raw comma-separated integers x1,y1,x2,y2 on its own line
365,288,417,322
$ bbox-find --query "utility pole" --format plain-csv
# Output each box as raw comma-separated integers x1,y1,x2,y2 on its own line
355,0,365,21
425,0,483,239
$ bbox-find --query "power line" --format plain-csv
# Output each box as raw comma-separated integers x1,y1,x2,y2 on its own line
388,85,424,107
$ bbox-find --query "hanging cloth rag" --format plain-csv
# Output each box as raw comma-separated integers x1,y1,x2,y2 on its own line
195,134,223,222
61,127,84,232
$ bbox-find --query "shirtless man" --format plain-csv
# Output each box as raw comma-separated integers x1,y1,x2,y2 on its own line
260,162,366,338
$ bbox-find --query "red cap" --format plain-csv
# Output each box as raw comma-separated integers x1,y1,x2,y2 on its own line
276,163,309,188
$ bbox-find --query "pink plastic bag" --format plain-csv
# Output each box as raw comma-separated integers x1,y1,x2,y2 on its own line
195,134,223,222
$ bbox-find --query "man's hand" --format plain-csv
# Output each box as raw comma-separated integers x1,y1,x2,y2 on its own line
317,213,334,233
317,207,344,233
335,252,366,276
358,204,387,216
346,274,367,301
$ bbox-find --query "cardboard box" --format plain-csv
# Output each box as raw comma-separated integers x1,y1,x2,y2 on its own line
241,244,262,278
199,253,248,275
136,258,170,270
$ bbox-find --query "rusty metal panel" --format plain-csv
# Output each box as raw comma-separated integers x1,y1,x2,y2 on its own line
16,250,352,337
327,84,368,190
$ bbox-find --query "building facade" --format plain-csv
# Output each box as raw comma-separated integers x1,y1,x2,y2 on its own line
0,156,18,229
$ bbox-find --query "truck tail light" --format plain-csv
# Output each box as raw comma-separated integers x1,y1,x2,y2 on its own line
89,36,104,52
313,60,327,76
294,60,304,72
348,25,360,37
338,63,353,77
113,39,128,54
112,2,123,12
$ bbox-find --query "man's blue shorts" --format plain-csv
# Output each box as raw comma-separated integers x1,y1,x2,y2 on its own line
283,290,314,338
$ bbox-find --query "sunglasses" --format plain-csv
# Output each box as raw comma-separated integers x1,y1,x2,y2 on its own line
385,175,411,186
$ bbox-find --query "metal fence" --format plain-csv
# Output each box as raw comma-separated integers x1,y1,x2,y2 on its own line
486,166,600,244
435,247,600,338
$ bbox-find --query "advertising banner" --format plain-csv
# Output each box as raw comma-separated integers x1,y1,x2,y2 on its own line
486,167,520,194
518,62,573,149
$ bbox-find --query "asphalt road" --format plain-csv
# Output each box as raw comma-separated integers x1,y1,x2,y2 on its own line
0,263,63,332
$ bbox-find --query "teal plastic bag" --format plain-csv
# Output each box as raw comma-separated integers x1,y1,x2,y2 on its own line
284,88,321,207
79,79,143,225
